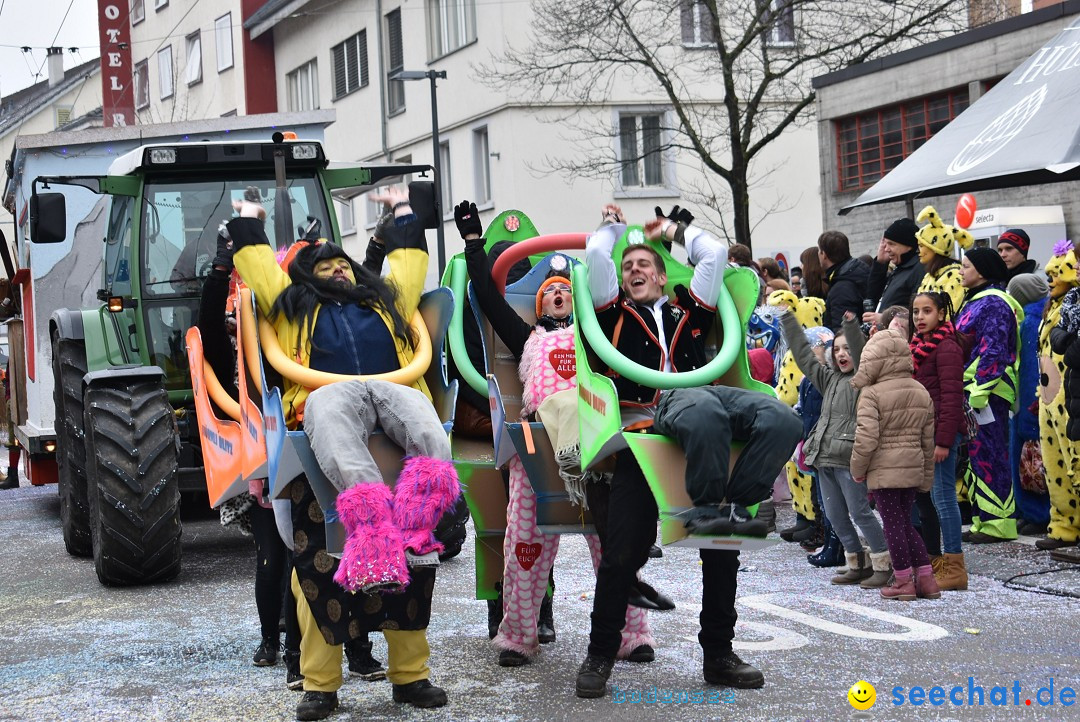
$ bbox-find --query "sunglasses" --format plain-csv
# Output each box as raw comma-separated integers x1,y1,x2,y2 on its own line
542,283,571,295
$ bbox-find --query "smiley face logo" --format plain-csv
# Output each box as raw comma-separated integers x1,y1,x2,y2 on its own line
848,680,876,711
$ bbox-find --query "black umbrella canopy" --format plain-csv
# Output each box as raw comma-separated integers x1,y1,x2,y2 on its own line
841,18,1080,215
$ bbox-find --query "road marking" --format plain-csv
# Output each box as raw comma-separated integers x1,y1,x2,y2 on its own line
739,593,949,642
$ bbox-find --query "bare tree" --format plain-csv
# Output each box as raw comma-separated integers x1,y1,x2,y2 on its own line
479,0,968,251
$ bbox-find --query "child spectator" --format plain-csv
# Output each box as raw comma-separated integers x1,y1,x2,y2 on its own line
781,311,891,587
850,328,938,601
909,291,967,591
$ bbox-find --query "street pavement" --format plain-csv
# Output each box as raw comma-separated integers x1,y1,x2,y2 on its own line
1,482,1079,721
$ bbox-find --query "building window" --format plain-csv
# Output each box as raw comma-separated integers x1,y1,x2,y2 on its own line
54,105,73,128
331,32,368,100
130,0,145,25
473,126,491,204
336,198,355,235
835,88,970,191
158,46,173,100
439,141,452,216
287,59,319,112
427,0,477,59
618,112,665,188
185,32,202,86
762,0,795,46
215,13,234,72
680,0,715,47
134,59,149,109
386,8,405,115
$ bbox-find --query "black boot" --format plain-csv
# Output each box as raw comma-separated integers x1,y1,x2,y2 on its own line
703,651,764,688
487,596,503,640
807,530,845,568
575,654,614,699
295,691,338,721
392,679,448,708
344,636,386,681
779,513,812,542
537,592,556,644
283,649,304,691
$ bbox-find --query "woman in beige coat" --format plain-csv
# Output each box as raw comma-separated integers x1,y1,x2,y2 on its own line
850,329,939,602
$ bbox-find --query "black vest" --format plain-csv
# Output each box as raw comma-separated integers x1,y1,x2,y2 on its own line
594,286,716,408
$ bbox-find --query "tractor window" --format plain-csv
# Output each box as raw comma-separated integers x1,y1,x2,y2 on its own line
104,196,134,296
140,176,330,297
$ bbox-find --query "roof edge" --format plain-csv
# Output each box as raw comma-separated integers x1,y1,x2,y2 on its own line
812,0,1080,90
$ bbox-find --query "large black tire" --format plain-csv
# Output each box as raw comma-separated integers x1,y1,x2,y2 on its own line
83,378,182,585
51,333,91,557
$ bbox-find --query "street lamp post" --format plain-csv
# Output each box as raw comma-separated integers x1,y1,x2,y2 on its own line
390,69,448,278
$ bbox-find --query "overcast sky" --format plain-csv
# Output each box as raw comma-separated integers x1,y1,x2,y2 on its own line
0,0,100,98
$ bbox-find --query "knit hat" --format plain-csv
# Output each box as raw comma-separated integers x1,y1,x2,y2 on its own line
1006,273,1049,307
536,276,571,317
803,326,834,349
884,218,919,248
916,205,974,257
997,228,1031,257
965,247,1009,283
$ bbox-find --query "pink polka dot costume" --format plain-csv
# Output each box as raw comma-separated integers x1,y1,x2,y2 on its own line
494,326,654,659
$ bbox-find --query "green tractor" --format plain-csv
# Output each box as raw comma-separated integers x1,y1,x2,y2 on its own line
30,133,430,585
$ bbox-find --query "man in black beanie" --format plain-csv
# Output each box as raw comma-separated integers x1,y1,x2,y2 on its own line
863,217,926,325
998,228,1039,281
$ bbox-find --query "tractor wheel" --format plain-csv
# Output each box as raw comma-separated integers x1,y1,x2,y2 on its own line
83,377,182,585
51,333,91,557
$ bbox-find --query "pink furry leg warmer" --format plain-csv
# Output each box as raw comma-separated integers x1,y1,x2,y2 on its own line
392,456,462,556
334,482,409,593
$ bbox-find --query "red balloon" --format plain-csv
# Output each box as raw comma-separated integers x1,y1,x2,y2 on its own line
955,193,977,229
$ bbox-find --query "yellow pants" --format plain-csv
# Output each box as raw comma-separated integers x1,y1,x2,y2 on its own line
291,570,431,692
1040,403,1080,542
785,461,816,521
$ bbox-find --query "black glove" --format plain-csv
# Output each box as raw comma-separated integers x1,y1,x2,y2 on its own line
655,205,694,227
212,223,234,270
454,200,483,239
373,210,395,242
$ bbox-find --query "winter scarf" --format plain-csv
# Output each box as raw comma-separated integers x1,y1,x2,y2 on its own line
909,322,956,374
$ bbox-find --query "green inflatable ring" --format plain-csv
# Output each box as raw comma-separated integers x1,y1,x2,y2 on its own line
571,264,741,389
447,257,490,397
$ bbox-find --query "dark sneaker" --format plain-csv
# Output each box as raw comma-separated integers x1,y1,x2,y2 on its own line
253,636,280,667
537,592,556,644
575,654,614,699
392,679,448,708
498,649,529,667
704,651,765,689
344,639,386,681
295,691,338,721
284,650,304,691
627,645,655,663
648,544,663,559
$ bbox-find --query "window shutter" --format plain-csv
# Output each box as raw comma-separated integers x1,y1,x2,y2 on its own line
358,31,369,88
388,10,403,70
332,42,347,98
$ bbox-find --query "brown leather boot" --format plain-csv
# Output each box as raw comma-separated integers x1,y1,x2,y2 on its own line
935,552,968,591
